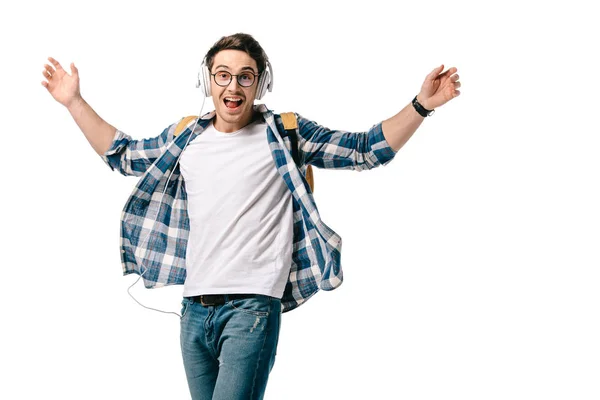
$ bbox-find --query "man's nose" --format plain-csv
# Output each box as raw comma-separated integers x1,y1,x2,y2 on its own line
226,76,240,90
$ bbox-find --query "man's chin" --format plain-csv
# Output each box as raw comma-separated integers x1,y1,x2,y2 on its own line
214,106,255,130
219,105,253,119
218,110,242,122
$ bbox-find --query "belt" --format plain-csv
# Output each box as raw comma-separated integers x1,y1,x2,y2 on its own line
186,294,258,307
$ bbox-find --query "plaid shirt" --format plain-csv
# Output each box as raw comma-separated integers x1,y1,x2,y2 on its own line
100,104,397,312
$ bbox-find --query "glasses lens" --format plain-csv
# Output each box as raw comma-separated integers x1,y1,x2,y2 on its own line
237,72,256,87
214,71,231,86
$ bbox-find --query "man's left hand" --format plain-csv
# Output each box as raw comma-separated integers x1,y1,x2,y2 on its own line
417,65,461,110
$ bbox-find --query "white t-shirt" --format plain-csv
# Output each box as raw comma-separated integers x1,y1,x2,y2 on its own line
178,118,294,299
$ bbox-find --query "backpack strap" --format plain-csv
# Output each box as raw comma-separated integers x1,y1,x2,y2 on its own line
174,115,198,137
281,112,300,165
280,112,314,193
280,112,298,130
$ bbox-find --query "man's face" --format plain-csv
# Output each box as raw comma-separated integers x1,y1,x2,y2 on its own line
210,49,260,133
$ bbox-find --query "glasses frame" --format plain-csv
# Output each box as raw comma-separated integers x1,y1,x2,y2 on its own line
210,70,260,88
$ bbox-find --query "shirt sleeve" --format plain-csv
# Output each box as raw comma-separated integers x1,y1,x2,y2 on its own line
295,113,398,171
98,121,179,177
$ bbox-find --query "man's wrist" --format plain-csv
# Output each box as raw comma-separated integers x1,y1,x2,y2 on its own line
67,96,85,113
412,95,435,117
416,95,432,111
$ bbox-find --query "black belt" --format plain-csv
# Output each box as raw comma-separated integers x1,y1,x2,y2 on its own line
186,294,257,307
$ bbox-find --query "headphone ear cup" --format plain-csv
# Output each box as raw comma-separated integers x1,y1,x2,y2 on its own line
201,65,211,97
255,72,264,100
256,69,270,100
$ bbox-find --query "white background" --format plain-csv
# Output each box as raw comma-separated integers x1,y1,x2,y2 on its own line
1,0,599,399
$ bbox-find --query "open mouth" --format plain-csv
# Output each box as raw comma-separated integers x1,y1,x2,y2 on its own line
224,97,243,109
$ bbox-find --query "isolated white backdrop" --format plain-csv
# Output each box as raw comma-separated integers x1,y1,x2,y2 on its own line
1,0,599,399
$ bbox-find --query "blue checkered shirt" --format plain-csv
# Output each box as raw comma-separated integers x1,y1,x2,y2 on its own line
100,104,397,312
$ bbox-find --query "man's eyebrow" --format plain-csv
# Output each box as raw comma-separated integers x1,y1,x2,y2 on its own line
214,65,257,72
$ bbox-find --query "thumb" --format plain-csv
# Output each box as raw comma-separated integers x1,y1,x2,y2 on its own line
429,64,444,77
70,62,78,76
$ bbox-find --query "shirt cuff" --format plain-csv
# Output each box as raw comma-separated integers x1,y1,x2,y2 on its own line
99,129,129,171
369,122,398,166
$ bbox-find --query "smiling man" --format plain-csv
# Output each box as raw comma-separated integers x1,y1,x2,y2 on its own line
42,33,461,399
209,49,259,131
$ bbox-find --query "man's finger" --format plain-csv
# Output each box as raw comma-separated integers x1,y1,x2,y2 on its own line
429,64,444,77
48,56,64,71
438,67,458,79
432,67,458,82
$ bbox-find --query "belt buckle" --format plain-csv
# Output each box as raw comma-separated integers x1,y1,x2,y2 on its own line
200,295,223,307
200,295,212,306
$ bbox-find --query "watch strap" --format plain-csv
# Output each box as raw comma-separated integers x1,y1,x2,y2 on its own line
412,96,435,117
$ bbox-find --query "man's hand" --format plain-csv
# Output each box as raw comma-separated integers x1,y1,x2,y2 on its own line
417,65,461,110
41,57,82,109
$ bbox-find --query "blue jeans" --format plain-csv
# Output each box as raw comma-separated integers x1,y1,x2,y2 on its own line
179,295,282,400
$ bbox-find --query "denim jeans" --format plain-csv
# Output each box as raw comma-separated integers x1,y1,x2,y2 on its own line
179,295,282,400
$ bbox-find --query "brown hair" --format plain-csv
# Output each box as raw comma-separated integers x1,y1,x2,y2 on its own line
205,33,268,74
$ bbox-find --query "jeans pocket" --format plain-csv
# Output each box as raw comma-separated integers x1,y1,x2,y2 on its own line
229,296,271,317
180,298,191,319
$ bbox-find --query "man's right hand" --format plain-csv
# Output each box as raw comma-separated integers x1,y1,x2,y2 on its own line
41,56,117,156
41,56,81,109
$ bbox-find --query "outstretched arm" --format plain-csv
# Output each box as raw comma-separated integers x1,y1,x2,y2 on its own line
382,65,461,152
42,57,117,156
295,65,461,171
42,56,178,177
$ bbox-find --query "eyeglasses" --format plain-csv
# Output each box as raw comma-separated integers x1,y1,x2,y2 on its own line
211,70,259,87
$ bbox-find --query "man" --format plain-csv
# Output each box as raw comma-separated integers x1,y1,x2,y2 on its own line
42,33,460,400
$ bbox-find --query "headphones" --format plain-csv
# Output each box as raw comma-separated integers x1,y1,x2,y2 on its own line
196,57,273,100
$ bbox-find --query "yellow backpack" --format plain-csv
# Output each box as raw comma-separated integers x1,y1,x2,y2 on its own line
173,112,314,193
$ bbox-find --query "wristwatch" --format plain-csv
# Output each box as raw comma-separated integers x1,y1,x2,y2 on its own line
412,96,435,117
